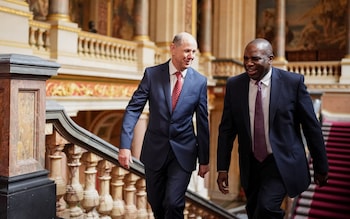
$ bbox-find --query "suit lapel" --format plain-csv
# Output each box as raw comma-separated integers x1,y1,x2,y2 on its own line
269,68,281,124
159,62,172,113
241,75,251,137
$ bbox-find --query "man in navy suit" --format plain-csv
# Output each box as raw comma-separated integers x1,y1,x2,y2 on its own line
216,38,328,219
119,32,209,219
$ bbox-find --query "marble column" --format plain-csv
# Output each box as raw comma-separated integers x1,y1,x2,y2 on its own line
212,0,255,59
273,0,288,68
198,0,212,57
198,0,214,77
47,0,70,21
152,0,192,48
134,0,156,74
46,0,80,59
274,0,285,59
134,0,150,41
0,54,60,218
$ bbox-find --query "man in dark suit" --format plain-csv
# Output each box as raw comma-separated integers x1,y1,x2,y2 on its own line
216,38,328,219
119,32,209,219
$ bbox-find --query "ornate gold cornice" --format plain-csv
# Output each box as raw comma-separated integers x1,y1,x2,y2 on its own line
46,75,139,98
46,80,138,98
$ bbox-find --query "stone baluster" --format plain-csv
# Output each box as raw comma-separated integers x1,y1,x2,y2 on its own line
106,42,112,59
78,37,84,55
36,28,45,50
196,208,204,218
96,40,102,58
44,29,50,49
81,152,100,218
135,178,148,218
184,202,190,219
123,173,138,219
46,129,68,217
110,166,126,219
64,144,84,218
110,43,117,60
188,204,196,219
84,38,91,56
90,38,96,58
97,160,114,218
147,203,154,219
29,26,36,48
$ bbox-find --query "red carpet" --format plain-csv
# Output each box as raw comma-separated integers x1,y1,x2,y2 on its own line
292,121,350,219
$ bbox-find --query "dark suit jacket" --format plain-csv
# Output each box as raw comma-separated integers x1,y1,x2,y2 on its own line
121,61,209,172
217,67,328,198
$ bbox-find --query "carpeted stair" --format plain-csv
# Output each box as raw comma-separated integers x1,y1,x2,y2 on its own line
291,120,350,219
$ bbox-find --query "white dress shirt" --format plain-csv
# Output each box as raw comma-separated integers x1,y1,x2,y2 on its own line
169,60,187,95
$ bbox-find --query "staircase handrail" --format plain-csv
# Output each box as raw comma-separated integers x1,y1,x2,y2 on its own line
46,100,238,219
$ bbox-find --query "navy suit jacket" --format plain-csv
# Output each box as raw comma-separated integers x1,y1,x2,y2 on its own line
217,67,328,198
121,61,209,172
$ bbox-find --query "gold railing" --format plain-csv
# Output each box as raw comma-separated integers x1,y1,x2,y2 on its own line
45,101,236,219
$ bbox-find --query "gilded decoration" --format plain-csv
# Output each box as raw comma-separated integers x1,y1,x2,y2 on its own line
46,80,137,98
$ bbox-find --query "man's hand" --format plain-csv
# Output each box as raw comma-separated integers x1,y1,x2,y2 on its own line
314,172,328,187
217,172,229,194
198,164,209,178
118,148,133,169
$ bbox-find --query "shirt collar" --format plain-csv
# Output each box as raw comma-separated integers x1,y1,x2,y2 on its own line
250,68,272,87
169,60,187,77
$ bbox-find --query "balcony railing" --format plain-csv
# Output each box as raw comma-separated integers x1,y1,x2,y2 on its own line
27,20,346,89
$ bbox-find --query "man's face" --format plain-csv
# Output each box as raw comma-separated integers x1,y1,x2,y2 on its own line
171,38,197,71
243,43,272,81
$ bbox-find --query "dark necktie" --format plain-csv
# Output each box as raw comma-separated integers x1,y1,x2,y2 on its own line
254,81,268,162
172,72,183,111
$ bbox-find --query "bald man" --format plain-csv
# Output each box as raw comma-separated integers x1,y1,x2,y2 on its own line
217,38,328,219
119,32,209,219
